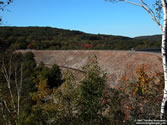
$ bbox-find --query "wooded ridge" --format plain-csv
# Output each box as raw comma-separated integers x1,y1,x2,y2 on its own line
0,26,161,51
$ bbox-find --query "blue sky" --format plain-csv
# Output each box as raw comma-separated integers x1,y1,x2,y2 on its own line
2,0,162,37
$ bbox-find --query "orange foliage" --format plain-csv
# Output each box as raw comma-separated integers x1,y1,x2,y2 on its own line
82,43,92,49
118,64,164,120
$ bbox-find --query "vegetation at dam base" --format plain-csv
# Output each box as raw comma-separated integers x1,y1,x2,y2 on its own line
0,51,164,125
0,26,161,52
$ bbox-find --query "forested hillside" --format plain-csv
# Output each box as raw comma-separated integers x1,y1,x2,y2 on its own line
0,26,164,124
0,26,161,51
135,34,161,41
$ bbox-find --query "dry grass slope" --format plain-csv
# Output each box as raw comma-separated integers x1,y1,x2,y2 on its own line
17,50,162,88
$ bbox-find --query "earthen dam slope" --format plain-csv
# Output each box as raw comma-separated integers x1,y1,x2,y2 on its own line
17,50,163,88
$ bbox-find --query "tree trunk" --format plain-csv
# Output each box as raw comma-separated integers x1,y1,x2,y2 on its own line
160,0,167,119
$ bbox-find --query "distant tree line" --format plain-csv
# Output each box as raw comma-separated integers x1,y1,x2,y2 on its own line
0,26,161,52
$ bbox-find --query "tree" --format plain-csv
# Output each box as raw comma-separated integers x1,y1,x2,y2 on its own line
118,64,164,120
52,71,79,124
106,0,167,119
34,63,63,88
77,56,108,124
30,56,127,124
0,0,13,24
0,52,39,125
47,64,64,88
0,58,23,125
31,71,78,124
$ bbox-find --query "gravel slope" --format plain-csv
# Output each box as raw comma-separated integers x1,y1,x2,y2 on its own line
17,50,162,87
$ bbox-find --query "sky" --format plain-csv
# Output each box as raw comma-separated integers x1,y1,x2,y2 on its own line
2,0,162,37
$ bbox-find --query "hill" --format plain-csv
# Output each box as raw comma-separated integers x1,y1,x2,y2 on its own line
135,34,161,41
0,26,161,51
16,50,163,88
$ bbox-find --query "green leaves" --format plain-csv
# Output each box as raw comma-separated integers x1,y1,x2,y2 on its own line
77,56,106,122
34,63,63,89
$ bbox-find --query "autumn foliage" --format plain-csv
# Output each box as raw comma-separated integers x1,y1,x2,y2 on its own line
118,64,164,120
0,52,164,124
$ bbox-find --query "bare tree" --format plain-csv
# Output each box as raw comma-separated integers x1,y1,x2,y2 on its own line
106,0,167,119
0,0,13,23
0,59,23,125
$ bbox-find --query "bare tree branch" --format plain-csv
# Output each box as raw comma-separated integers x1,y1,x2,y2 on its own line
1,59,22,125
106,0,167,119
121,0,142,6
0,101,7,124
106,0,142,6
17,63,23,117
141,4,163,31
0,0,13,23
3,100,11,114
106,0,163,30
2,59,16,114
